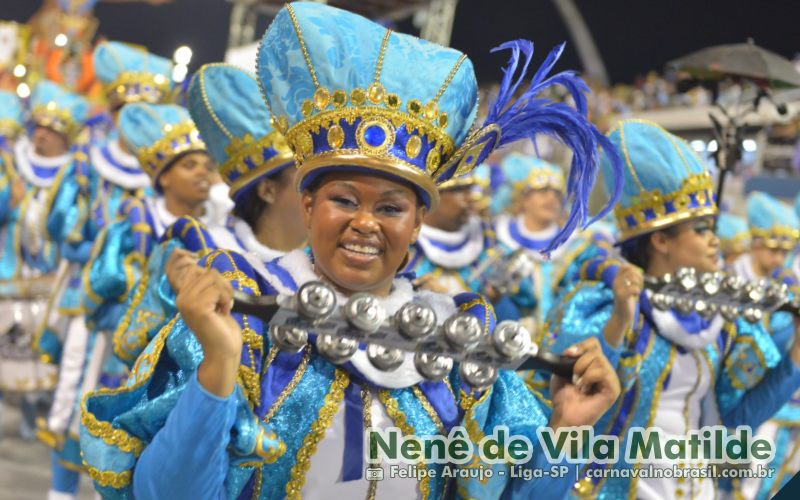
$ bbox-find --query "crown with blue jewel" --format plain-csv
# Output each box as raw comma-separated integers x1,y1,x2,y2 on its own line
746,191,799,250
716,212,750,254
0,90,23,139
93,41,173,109
30,80,89,141
188,63,293,203
601,119,716,243
118,102,206,184
256,2,622,250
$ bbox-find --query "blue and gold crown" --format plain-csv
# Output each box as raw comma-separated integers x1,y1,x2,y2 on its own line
716,212,750,255
187,63,293,203
93,41,172,109
491,153,565,215
257,2,622,250
118,103,206,184
0,91,24,139
747,191,799,250
601,119,716,243
30,80,89,141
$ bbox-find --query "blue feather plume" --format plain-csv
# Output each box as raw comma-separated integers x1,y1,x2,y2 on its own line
484,40,623,254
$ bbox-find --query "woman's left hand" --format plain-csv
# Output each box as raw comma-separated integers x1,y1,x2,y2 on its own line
549,337,621,429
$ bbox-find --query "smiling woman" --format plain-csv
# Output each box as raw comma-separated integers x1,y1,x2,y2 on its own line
79,3,624,499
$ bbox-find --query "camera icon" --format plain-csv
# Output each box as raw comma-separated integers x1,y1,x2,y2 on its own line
365,467,384,481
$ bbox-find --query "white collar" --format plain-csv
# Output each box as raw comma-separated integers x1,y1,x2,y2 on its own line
417,215,486,268
232,217,285,263
495,214,570,261
89,139,150,190
13,137,72,188
144,196,180,238
248,248,458,388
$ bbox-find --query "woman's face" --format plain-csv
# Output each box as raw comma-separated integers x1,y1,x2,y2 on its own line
302,172,425,296
750,244,788,278
656,217,721,274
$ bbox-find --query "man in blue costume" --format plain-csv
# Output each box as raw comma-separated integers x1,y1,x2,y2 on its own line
80,3,625,499
0,82,87,449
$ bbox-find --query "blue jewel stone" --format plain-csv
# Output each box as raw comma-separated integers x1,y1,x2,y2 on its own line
364,125,386,147
465,155,474,164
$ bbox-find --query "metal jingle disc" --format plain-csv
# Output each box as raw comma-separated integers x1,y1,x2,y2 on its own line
699,272,722,295
742,307,763,324
695,300,718,320
676,268,698,291
269,324,308,352
651,293,672,311
442,313,483,350
743,283,765,303
492,321,532,359
395,302,437,340
676,297,695,315
720,304,741,322
344,293,386,333
722,275,745,296
297,281,337,320
366,343,404,372
316,334,359,364
414,352,454,381
459,362,498,390
764,283,789,302
504,250,534,278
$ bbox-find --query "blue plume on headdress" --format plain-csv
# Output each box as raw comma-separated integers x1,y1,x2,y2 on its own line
481,40,623,253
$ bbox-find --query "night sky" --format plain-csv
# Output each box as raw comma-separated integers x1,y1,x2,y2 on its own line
4,0,799,85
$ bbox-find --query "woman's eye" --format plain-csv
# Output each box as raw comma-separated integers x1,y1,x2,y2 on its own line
332,196,356,208
378,204,404,215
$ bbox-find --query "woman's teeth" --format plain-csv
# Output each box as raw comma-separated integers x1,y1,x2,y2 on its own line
343,243,380,255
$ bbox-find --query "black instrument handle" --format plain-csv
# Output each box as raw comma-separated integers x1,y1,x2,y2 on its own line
517,351,576,379
231,291,280,322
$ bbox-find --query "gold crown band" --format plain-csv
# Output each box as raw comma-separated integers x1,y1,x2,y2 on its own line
229,152,294,199
31,105,80,141
106,71,171,109
135,121,206,181
720,232,750,255
0,118,22,139
615,172,717,243
750,227,799,251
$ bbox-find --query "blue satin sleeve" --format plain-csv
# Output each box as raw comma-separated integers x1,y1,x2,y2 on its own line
721,355,800,430
493,294,521,321
46,161,85,243
0,175,10,223
133,372,236,500
61,240,93,265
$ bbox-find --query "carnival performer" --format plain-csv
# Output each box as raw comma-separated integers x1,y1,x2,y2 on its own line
111,62,307,365
33,41,174,500
80,3,625,499
730,191,800,500
493,153,609,328
716,212,750,267
544,119,800,500
0,81,87,443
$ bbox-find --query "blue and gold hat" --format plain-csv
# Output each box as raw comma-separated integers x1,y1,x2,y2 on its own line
746,191,799,250
491,153,565,215
187,63,293,204
0,90,24,139
30,80,89,141
93,41,172,109
118,103,206,186
716,212,750,255
601,119,716,243
256,2,621,250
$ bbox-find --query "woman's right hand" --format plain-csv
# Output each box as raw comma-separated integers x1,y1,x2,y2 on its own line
176,265,242,397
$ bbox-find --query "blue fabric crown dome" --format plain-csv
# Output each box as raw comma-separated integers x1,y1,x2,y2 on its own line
118,102,206,185
93,41,173,109
0,90,24,139
716,212,750,254
187,63,294,205
746,191,799,250
30,80,89,142
600,119,716,243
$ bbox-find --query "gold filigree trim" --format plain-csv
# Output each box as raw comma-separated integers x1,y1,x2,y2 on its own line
135,121,206,181
750,227,799,251
84,461,131,489
379,390,432,499
284,369,350,499
263,345,311,424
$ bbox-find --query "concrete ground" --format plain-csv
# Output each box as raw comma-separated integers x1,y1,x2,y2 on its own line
0,395,95,500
